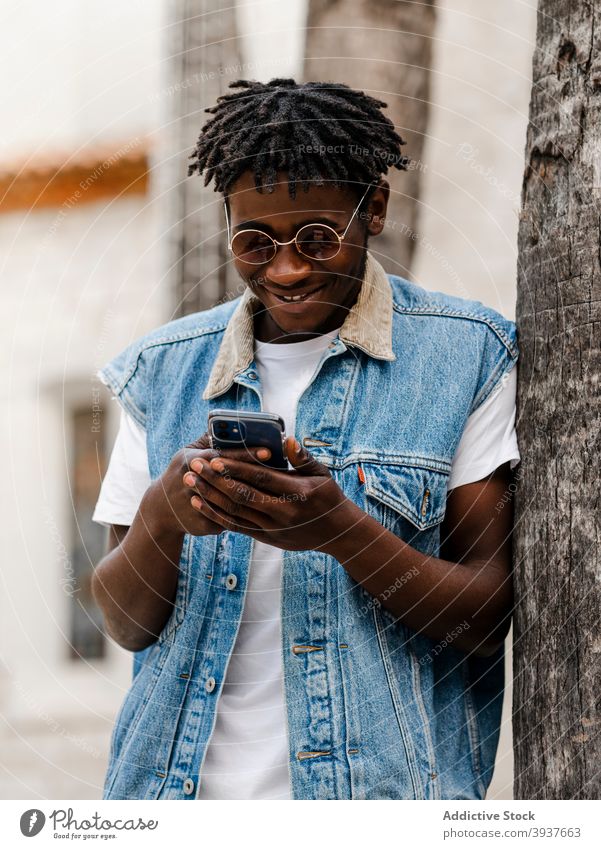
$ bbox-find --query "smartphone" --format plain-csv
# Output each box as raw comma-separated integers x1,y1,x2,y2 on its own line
208,409,288,470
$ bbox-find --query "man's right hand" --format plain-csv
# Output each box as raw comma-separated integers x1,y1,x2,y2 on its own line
140,432,272,538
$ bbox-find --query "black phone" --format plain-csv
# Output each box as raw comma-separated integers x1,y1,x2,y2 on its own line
207,409,288,470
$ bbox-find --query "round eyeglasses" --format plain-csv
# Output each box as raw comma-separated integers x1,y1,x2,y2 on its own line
223,183,374,266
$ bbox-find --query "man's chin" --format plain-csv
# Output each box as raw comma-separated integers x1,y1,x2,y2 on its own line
268,311,325,334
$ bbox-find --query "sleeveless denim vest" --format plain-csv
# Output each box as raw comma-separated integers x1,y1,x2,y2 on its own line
96,253,518,800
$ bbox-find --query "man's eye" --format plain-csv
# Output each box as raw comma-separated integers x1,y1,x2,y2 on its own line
246,233,272,248
296,224,340,259
306,227,329,242
232,230,275,263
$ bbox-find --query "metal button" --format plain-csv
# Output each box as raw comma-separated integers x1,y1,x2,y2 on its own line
247,371,258,380
205,676,216,693
183,777,195,795
225,573,237,590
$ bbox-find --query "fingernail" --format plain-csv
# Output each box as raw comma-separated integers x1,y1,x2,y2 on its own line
183,473,196,487
257,448,270,459
294,439,301,454
191,496,201,510
191,460,203,475
211,459,225,472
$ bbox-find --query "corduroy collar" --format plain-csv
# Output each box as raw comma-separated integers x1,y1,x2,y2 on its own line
202,251,396,400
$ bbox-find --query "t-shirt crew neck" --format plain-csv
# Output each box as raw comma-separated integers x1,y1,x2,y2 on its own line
254,327,341,357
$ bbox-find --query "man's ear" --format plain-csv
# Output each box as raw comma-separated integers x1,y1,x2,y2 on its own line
364,180,390,236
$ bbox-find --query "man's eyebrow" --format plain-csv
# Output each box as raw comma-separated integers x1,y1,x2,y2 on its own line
233,216,343,233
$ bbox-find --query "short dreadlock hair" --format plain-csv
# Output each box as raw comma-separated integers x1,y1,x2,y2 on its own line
187,78,409,202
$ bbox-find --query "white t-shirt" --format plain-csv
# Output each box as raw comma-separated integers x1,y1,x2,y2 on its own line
93,331,520,800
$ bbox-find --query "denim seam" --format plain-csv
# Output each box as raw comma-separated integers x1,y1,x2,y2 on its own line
391,301,518,359
159,534,192,643
373,607,424,799
195,544,253,798
463,665,487,798
96,368,147,429
336,642,358,799
155,672,194,799
470,351,519,416
312,454,453,474
104,643,170,799
101,322,229,396
408,641,440,799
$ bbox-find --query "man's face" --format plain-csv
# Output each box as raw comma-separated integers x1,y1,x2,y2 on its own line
226,171,388,341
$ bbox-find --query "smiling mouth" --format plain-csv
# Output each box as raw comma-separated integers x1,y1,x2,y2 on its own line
270,284,326,303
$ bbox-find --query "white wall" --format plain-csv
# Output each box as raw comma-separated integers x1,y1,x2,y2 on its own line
413,1,537,320
0,196,167,797
237,0,306,79
0,0,166,798
0,0,164,160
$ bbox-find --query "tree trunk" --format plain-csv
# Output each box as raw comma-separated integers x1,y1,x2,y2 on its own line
303,0,436,277
513,0,601,799
167,0,242,317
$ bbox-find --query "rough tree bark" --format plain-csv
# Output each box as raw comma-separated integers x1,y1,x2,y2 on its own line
513,0,601,799
167,0,242,317
304,0,436,276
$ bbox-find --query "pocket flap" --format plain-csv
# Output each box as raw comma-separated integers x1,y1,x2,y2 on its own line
362,463,449,530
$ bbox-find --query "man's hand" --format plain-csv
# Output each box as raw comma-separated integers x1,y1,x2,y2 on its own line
143,432,272,538
184,436,361,552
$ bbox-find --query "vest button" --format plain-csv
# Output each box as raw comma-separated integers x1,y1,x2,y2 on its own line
205,676,216,693
183,777,195,795
247,371,258,379
225,573,237,590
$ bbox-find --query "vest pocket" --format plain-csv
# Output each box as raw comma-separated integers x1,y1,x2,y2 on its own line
359,461,449,553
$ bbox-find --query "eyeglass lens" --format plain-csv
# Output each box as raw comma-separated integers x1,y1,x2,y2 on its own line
231,224,341,264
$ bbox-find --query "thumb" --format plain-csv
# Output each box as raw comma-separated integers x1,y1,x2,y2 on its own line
285,436,329,476
186,431,212,450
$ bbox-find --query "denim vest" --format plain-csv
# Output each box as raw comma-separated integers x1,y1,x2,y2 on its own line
96,253,518,800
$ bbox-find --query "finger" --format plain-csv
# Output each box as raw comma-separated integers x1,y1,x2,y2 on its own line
195,513,226,535
285,436,330,476
190,473,273,527
200,456,300,500
186,430,271,458
186,446,271,474
190,493,265,533
183,471,199,489
213,443,273,463
185,432,212,450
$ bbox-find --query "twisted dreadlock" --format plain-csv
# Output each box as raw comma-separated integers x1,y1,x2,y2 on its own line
187,78,410,201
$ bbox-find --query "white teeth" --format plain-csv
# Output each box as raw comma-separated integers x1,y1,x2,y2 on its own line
281,292,308,302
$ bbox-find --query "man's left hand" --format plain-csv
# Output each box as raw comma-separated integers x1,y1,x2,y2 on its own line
185,435,361,552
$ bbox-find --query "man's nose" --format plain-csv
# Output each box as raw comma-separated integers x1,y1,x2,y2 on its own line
263,243,312,286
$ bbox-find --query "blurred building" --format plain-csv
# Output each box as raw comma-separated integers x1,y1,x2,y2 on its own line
0,0,535,799
0,0,167,798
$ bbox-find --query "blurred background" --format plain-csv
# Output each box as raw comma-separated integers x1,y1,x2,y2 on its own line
0,0,536,799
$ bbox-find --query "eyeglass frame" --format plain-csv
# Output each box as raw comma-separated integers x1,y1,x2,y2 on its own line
223,181,376,265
